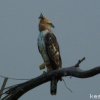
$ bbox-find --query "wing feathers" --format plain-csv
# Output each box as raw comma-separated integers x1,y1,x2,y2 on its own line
45,32,62,69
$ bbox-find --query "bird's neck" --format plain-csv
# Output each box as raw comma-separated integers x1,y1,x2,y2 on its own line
42,29,49,33
39,23,52,32
40,29,52,34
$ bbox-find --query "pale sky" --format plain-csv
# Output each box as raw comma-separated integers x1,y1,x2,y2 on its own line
0,0,100,100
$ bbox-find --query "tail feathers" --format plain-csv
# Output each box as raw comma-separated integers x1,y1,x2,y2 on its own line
50,78,57,95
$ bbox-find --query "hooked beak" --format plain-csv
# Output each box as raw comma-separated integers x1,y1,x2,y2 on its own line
50,23,55,28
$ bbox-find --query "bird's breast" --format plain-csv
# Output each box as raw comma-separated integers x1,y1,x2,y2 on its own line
38,32,50,63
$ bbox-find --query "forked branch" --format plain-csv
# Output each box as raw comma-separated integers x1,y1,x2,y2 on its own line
2,57,100,100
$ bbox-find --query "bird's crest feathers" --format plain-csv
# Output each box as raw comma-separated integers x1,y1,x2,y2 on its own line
39,13,44,19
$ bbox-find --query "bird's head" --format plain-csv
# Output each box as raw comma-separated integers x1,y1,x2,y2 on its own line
39,13,55,32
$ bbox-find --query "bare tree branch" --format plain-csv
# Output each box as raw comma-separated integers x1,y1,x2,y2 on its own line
2,57,100,100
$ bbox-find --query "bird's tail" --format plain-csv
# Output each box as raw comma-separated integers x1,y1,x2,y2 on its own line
50,77,57,95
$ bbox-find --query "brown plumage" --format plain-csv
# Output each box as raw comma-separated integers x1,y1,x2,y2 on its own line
38,13,62,95
39,14,54,32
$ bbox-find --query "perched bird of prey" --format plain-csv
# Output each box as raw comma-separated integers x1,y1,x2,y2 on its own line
38,13,62,95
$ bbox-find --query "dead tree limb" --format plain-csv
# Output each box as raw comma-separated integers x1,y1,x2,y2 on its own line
2,57,100,100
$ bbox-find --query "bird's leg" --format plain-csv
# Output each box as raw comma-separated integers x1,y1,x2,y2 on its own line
39,63,46,70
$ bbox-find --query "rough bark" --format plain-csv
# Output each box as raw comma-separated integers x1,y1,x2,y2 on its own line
2,57,100,100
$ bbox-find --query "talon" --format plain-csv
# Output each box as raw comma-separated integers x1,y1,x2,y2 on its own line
39,63,45,70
